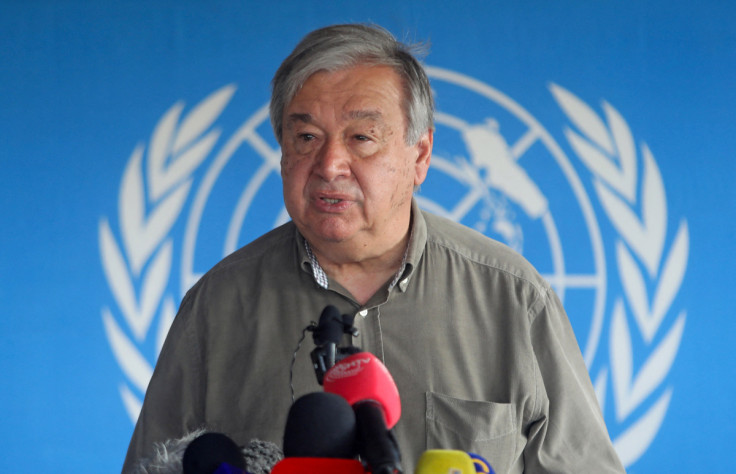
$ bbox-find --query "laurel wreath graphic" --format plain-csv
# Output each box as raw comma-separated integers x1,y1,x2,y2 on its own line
99,85,236,421
550,84,688,467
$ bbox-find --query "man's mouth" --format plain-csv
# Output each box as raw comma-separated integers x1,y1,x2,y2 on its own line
321,197,342,204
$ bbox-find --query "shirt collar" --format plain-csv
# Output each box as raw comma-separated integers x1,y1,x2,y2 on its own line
303,238,329,289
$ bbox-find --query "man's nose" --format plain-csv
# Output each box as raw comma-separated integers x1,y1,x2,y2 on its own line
314,137,351,181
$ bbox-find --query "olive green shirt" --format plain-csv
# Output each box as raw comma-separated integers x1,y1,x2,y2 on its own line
123,201,624,473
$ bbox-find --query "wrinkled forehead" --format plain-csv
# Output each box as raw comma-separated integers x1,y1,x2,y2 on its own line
284,65,406,125
290,64,405,105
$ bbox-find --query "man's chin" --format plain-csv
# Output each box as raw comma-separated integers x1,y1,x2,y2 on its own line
311,228,356,244
297,219,359,244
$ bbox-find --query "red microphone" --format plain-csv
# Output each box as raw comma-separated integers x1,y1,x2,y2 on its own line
323,352,403,474
271,457,365,474
323,352,401,429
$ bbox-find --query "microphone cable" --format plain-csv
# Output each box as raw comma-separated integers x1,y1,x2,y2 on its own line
289,321,318,403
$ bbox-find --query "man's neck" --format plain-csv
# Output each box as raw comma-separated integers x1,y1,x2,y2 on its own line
308,230,410,305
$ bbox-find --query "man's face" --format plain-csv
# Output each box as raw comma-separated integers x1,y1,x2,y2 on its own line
280,65,432,256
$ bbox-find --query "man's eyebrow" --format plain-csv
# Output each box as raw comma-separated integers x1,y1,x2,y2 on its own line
285,113,312,126
347,109,383,121
285,110,383,128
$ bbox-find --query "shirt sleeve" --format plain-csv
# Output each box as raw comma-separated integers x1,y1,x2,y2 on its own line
121,292,206,473
523,287,625,473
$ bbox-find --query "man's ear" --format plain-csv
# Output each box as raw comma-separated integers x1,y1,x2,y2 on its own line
413,129,433,186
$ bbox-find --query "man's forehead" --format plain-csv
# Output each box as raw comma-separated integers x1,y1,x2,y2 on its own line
282,65,405,132
288,66,401,105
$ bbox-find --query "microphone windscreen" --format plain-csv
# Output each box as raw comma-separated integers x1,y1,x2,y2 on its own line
182,432,246,474
323,352,401,428
283,392,357,459
414,450,476,473
314,305,344,345
241,439,283,474
271,457,365,474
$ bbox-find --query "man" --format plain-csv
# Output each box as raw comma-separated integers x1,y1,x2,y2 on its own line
123,24,625,473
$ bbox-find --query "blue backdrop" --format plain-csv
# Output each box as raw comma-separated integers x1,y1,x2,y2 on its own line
2,1,735,472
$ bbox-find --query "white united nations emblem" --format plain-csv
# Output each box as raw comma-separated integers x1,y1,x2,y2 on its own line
100,68,688,468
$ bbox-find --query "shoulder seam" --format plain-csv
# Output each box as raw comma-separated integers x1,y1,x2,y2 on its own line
425,234,550,295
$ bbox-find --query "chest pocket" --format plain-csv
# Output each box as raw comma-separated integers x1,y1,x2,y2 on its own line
425,392,517,474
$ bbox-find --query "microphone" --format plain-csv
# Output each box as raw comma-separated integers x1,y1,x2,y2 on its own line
240,439,285,474
282,392,357,459
323,352,401,429
135,430,282,474
323,352,403,474
311,305,343,377
272,391,366,473
271,458,366,474
468,452,494,473
414,450,495,474
182,432,246,474
310,305,360,384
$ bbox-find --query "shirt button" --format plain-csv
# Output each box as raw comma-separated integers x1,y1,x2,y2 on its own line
399,278,410,291
358,309,368,318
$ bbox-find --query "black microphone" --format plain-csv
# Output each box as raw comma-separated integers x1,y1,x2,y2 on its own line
311,305,343,377
272,391,365,473
310,305,360,384
282,392,358,459
182,432,246,473
353,403,402,474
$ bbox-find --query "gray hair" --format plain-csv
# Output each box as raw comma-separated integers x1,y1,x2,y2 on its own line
270,23,434,146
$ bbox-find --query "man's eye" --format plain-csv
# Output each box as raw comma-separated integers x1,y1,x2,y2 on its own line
354,135,370,142
299,133,315,141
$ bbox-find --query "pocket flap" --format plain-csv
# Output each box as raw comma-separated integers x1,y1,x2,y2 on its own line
426,392,517,472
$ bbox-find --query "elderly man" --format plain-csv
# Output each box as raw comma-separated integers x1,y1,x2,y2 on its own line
123,24,625,473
